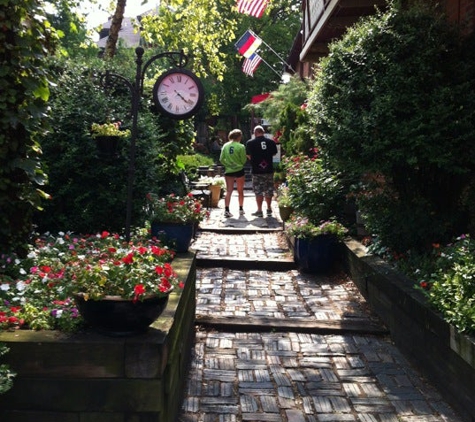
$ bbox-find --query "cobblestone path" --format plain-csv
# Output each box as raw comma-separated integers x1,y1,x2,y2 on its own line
178,194,463,422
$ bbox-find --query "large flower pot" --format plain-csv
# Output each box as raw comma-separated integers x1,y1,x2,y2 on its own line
74,292,171,336
294,235,338,274
151,222,194,252
94,135,120,157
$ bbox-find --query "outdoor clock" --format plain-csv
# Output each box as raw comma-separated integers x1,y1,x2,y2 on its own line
152,68,205,119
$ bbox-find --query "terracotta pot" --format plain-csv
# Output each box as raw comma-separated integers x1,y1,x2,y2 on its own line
208,185,221,208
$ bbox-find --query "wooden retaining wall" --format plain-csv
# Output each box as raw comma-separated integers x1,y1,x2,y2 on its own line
341,239,475,422
0,253,197,422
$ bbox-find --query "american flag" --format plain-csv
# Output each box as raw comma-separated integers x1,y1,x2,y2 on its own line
242,53,262,77
237,0,269,18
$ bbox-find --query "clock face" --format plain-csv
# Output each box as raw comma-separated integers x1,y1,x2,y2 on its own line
153,68,204,119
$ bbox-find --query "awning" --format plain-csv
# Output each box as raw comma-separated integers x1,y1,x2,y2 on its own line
251,93,271,104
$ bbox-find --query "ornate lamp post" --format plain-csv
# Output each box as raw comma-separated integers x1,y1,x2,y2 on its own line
99,47,204,241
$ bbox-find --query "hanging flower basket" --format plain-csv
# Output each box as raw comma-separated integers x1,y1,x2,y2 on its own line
91,122,130,158
94,135,120,157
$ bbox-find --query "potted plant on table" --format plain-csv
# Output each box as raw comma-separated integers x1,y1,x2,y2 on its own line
91,121,130,157
145,192,208,252
286,214,347,273
197,175,226,207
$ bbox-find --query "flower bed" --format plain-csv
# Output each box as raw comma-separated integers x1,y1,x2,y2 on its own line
341,238,475,421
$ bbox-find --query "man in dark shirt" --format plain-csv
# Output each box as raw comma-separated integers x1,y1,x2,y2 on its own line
245,125,278,217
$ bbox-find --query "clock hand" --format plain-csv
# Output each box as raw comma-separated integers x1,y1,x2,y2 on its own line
174,90,194,106
174,90,187,102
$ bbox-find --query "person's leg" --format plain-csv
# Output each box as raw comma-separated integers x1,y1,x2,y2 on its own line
264,174,274,215
224,175,234,208
252,175,264,215
236,176,245,208
255,195,264,212
224,175,235,217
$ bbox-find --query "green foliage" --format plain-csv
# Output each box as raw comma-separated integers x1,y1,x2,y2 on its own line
177,153,215,176
249,76,313,154
309,2,475,253
286,215,347,240
0,344,15,395
276,184,292,207
139,0,300,127
34,56,190,233
283,154,345,223
0,0,59,254
397,235,475,335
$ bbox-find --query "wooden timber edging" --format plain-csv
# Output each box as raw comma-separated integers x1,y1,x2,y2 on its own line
341,238,475,422
195,314,389,335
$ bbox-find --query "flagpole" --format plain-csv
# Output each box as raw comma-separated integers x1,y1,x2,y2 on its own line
249,29,295,72
256,54,282,78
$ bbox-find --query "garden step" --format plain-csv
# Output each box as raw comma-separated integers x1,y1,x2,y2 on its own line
195,314,389,335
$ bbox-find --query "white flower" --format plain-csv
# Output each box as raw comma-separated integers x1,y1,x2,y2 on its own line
0,283,10,291
16,281,27,291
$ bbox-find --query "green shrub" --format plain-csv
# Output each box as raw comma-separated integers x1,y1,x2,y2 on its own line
309,2,475,253
283,154,345,223
177,153,215,179
0,1,57,254
33,57,192,233
397,235,475,335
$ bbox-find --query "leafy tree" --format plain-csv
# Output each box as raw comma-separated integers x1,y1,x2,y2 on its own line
248,75,311,154
46,0,99,58
309,2,475,252
139,0,301,130
0,0,59,254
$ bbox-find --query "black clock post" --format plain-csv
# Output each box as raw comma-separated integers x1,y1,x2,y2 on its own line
99,47,203,241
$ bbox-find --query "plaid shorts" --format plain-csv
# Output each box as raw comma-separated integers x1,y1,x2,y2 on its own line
252,173,274,197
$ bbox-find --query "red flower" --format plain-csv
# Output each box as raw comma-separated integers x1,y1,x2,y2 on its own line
101,231,110,239
137,246,148,255
159,278,171,292
122,253,134,265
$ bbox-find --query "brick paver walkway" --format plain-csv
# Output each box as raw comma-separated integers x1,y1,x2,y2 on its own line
178,191,464,422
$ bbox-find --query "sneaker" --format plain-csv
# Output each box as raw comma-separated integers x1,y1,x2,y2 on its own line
266,210,273,217
239,209,245,216
224,210,233,218
252,211,263,217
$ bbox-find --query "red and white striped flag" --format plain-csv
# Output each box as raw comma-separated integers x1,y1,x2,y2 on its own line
242,53,262,77
237,0,269,19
